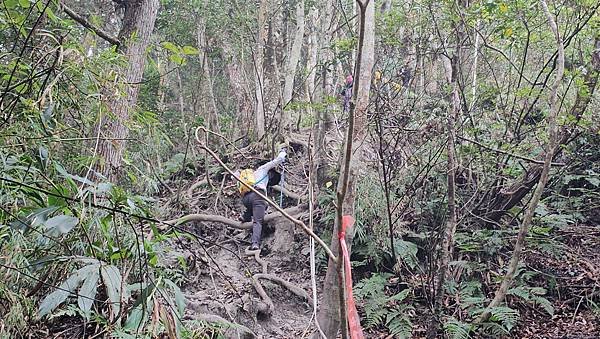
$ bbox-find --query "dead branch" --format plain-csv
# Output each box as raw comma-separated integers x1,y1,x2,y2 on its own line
195,313,256,338
250,273,312,318
61,3,120,46
163,204,309,230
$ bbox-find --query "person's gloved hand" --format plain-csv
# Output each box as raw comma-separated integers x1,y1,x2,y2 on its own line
278,149,287,160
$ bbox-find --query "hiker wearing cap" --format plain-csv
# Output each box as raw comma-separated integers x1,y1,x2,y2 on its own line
234,149,286,250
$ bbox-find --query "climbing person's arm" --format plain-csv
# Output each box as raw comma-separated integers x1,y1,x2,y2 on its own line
257,150,286,173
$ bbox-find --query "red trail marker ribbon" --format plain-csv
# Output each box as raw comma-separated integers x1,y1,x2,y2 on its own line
340,215,365,339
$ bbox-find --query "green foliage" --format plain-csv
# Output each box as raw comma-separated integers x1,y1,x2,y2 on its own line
444,318,472,339
508,286,554,316
354,273,414,337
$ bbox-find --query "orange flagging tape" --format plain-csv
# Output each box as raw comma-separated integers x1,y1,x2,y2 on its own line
340,215,365,339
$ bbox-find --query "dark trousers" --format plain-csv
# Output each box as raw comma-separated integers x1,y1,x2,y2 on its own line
241,190,268,245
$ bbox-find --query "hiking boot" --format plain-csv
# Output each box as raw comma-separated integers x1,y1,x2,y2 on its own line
250,243,260,251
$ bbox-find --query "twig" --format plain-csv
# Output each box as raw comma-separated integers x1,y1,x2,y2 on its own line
214,175,227,210
61,3,120,46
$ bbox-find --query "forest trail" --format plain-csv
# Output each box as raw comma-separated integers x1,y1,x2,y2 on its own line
159,144,322,338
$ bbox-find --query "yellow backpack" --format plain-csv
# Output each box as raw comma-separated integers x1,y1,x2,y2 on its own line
238,169,256,196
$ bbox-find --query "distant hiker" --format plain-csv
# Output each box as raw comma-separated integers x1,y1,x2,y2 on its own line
234,149,287,250
340,74,353,112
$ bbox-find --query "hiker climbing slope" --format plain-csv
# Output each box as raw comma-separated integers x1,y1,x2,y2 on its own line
340,74,353,112
234,149,286,250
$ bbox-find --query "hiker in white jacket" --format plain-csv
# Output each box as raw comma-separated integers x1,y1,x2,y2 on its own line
234,149,286,250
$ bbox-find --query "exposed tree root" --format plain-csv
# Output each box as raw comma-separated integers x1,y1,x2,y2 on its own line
162,204,308,230
195,313,256,338
186,178,208,197
254,273,312,305
271,184,306,201
245,248,268,274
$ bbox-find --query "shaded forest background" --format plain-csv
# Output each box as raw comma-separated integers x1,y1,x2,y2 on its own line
1,0,599,338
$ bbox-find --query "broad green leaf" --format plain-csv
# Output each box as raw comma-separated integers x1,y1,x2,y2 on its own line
164,278,185,315
78,264,100,319
44,214,79,236
101,264,122,318
182,45,199,55
4,0,18,9
19,0,30,8
169,53,185,65
161,41,179,53
38,265,96,317
124,304,145,330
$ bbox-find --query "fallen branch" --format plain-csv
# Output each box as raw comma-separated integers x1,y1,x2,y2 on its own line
195,313,256,338
163,204,308,230
61,3,120,46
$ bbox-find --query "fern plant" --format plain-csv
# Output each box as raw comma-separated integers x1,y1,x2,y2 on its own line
354,273,414,338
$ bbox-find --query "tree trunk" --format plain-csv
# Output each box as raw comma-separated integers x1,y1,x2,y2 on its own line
314,0,335,186
223,44,252,140
430,52,461,337
95,0,159,180
196,14,222,141
254,0,268,141
313,1,374,337
477,0,565,322
303,5,319,131
281,0,305,131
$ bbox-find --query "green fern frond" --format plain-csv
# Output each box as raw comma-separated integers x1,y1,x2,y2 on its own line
489,306,519,331
508,286,554,315
480,322,509,336
354,273,391,300
386,310,412,339
443,318,471,339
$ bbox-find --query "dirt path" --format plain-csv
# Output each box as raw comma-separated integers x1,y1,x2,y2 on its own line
178,222,319,338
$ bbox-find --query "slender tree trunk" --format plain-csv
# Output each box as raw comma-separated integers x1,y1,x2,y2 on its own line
223,44,252,140
281,0,305,131
176,67,188,140
95,0,159,180
254,0,268,140
429,52,461,338
470,19,481,111
477,0,565,322
196,16,221,141
314,0,335,185
303,5,319,131
313,1,374,337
